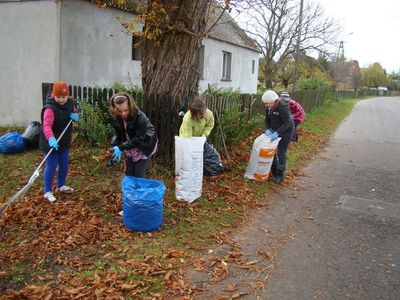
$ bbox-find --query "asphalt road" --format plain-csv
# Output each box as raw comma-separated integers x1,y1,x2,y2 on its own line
187,97,400,300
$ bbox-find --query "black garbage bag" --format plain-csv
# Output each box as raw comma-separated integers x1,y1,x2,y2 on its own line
203,142,224,176
22,121,41,149
0,132,26,154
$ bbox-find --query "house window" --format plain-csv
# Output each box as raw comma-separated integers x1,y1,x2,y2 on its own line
252,60,255,74
198,46,205,79
132,36,141,61
222,51,232,80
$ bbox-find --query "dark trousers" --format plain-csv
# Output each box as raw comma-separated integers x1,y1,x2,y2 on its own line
125,158,148,177
292,119,302,142
272,128,294,172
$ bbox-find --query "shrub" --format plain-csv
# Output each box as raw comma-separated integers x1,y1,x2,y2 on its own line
75,101,112,147
213,103,263,146
257,86,267,95
201,84,241,97
298,76,332,90
111,81,143,99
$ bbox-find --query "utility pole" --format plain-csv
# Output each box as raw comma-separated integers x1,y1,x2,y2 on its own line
338,41,345,61
292,0,304,93
336,41,345,90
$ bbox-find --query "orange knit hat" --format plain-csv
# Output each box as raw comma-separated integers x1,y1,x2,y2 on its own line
52,81,69,97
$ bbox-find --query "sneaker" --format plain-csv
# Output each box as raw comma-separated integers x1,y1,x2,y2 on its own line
56,185,74,193
44,192,57,203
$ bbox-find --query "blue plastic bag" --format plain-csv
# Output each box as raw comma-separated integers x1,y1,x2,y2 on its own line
0,132,26,154
122,176,166,232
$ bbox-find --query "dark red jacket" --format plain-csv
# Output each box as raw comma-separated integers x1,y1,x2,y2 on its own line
289,99,305,122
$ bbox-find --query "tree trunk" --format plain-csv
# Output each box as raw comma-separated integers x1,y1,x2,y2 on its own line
142,0,209,99
264,65,274,89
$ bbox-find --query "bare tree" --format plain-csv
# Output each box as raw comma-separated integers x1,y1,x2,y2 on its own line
141,0,247,98
95,0,239,98
140,0,208,99
233,0,341,89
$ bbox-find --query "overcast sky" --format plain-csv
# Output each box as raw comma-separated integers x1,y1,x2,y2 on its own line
315,0,400,73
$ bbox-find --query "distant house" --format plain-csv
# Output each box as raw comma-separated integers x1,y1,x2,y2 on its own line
0,0,260,126
330,60,362,91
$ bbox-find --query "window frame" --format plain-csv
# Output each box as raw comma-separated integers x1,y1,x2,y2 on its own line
132,35,142,61
198,45,205,79
221,51,232,81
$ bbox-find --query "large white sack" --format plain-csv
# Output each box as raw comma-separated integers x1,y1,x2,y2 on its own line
175,136,206,202
244,134,281,182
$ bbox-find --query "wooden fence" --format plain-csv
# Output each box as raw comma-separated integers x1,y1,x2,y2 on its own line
42,83,331,159
334,88,392,98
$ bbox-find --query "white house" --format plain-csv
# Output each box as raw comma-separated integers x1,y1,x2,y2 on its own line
0,0,260,126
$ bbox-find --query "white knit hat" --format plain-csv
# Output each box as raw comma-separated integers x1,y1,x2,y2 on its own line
261,90,279,104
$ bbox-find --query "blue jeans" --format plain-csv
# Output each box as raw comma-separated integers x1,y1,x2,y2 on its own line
43,148,70,193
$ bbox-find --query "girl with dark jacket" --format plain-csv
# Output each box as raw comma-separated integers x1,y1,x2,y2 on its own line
109,92,157,178
261,90,295,183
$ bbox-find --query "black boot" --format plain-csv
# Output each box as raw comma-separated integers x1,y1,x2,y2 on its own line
270,164,277,178
273,169,284,184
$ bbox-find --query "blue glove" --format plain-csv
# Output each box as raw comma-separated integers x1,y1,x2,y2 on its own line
70,112,79,122
265,129,272,137
112,146,122,162
270,131,279,141
48,137,59,150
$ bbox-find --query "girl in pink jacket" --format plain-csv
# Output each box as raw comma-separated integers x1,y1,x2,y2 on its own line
280,93,305,142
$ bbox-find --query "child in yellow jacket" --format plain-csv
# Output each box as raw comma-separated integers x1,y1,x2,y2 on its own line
179,96,214,137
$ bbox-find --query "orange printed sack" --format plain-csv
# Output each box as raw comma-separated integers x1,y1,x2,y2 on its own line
244,134,281,182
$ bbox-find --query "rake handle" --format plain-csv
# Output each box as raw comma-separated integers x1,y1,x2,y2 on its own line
29,119,73,182
214,110,232,170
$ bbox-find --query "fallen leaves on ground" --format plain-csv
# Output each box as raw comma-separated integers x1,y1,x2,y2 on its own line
0,127,330,299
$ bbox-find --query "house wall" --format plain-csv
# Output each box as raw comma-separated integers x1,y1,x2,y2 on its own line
0,1,59,126
199,38,259,94
60,0,142,89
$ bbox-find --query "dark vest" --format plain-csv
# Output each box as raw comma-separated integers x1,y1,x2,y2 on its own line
39,98,74,153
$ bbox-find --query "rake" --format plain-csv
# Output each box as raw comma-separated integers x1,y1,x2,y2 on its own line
214,109,233,171
0,120,73,216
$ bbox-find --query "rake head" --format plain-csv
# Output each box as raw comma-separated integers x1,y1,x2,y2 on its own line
7,182,33,203
0,172,39,217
